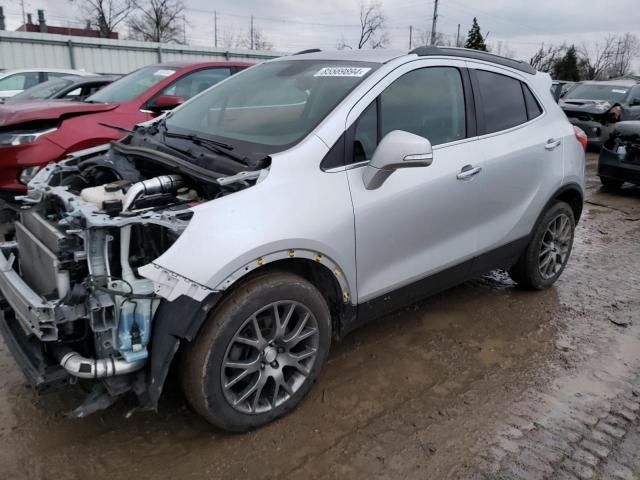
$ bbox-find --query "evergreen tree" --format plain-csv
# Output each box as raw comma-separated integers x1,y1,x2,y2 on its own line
553,45,580,81
464,17,487,51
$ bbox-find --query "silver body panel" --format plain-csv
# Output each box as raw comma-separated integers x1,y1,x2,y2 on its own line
147,53,585,306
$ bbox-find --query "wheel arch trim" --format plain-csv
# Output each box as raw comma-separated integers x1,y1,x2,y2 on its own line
213,248,353,304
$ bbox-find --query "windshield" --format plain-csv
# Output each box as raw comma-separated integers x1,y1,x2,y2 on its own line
564,84,630,103
7,77,73,103
87,66,177,104
164,60,378,153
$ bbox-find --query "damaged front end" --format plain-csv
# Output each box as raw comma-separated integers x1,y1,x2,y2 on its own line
0,137,267,416
561,99,624,148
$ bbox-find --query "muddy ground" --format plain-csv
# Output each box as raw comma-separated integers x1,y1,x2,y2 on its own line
0,153,639,480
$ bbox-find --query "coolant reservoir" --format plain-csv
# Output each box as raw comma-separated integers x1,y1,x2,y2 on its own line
80,181,129,210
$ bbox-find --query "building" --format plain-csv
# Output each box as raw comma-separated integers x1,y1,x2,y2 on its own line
14,10,118,39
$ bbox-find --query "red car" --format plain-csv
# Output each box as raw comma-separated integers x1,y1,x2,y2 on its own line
0,61,251,194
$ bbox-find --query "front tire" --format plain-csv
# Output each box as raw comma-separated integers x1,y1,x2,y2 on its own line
509,202,575,290
181,271,331,432
600,176,623,190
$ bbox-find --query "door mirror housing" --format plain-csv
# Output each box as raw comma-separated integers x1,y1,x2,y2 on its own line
362,130,433,190
149,94,185,113
631,98,640,106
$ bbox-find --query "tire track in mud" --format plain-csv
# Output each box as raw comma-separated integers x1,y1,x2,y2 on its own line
467,162,640,480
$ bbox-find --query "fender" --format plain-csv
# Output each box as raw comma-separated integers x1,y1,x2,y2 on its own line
537,182,584,226
213,248,353,303
141,248,354,408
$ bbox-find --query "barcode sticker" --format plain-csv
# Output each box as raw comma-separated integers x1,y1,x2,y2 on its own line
314,67,372,77
154,69,176,77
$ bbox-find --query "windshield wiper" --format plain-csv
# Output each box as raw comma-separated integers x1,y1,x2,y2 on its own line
161,128,249,165
98,122,135,135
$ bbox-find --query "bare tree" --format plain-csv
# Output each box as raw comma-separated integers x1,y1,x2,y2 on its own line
220,26,237,50
578,35,617,80
416,29,451,47
238,25,273,51
337,35,352,50
127,0,185,43
606,33,639,78
71,0,133,37
337,1,387,50
530,44,564,72
358,1,387,48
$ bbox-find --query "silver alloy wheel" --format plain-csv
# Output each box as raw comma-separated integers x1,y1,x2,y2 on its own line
538,213,572,280
221,301,320,414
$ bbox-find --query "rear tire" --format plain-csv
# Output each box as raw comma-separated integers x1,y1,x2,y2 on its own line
600,177,623,190
181,271,331,432
509,201,575,290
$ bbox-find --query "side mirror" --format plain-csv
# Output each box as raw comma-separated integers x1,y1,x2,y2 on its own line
150,94,185,112
362,130,433,190
631,98,640,106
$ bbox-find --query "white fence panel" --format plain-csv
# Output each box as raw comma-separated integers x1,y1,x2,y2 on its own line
0,30,282,74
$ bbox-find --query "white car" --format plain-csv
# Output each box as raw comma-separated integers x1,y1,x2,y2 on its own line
0,68,94,103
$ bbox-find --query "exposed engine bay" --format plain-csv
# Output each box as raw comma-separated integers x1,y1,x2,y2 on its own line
0,136,269,415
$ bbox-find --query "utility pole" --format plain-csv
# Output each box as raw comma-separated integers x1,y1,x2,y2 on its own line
456,23,461,47
182,15,186,44
430,0,439,45
214,10,218,48
409,25,413,49
250,15,254,50
20,0,26,27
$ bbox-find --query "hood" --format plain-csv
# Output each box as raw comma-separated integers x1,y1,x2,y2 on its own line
610,121,640,140
0,100,119,128
560,99,614,115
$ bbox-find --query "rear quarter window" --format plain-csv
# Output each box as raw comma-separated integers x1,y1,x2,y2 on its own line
522,84,543,120
475,70,528,134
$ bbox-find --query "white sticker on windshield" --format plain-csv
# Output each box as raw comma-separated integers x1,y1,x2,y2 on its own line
154,69,175,77
314,67,372,77
611,89,628,94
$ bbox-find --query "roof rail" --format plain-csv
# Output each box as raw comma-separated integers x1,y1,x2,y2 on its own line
409,45,536,75
293,48,322,55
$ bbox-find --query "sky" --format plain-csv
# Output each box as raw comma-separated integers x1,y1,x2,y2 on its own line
3,0,640,71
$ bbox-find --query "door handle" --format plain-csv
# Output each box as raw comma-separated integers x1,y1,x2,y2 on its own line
456,165,482,180
545,138,562,150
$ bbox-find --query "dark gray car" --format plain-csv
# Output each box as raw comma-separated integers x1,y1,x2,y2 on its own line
5,75,118,104
560,80,640,148
598,120,640,189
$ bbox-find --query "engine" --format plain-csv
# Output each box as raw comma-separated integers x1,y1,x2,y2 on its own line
0,143,265,409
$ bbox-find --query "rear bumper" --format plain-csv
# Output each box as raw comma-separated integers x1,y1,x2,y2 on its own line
598,148,640,185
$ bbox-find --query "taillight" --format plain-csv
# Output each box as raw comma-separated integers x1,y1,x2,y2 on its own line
573,126,588,151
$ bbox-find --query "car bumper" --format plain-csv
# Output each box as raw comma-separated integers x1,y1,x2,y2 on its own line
0,247,69,388
598,147,640,185
567,118,609,148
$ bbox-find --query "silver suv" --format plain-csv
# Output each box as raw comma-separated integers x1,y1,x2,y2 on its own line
0,47,585,431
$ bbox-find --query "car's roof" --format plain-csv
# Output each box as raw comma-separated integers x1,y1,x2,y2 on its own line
581,79,639,86
279,46,536,75
0,68,94,77
154,61,254,69
58,74,119,83
276,49,407,64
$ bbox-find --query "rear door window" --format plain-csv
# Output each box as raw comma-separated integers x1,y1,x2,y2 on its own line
475,70,528,134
